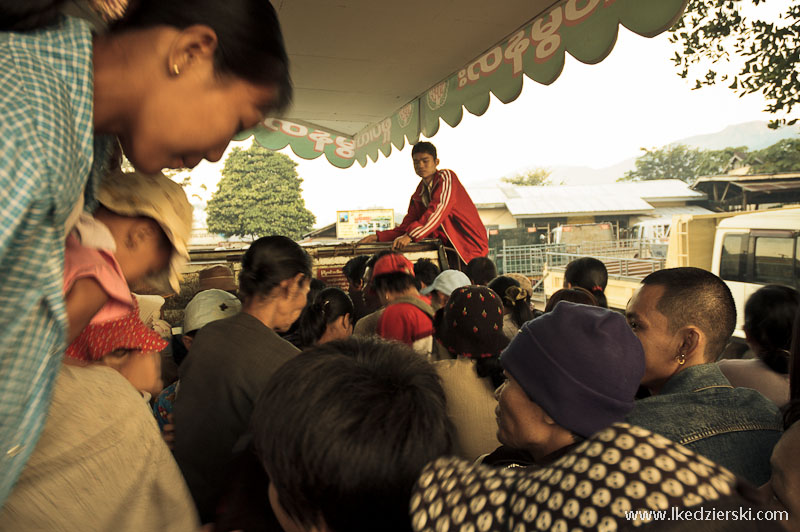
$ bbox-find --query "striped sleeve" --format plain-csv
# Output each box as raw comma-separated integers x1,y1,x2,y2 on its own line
407,170,454,241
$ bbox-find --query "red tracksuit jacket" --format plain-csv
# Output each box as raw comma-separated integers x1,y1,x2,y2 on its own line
376,169,488,264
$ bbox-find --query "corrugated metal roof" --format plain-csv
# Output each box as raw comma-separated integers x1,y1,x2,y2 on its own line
468,179,702,218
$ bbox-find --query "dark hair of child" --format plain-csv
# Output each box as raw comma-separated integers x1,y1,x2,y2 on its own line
564,257,608,308
544,287,598,312
413,258,440,288
297,287,354,348
252,337,454,532
465,256,497,286
745,285,800,375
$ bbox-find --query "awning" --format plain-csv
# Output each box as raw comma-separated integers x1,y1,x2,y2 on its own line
735,180,800,193
237,0,688,168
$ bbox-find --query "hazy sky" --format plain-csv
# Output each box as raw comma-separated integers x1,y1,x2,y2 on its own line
182,9,788,228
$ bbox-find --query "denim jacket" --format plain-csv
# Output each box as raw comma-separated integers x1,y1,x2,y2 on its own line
626,363,782,485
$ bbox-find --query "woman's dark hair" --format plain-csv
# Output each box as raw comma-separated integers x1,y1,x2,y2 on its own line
545,287,597,312
744,285,799,375
564,257,608,308
488,276,533,328
238,236,311,301
0,0,67,31
784,306,800,429
297,287,354,348
110,0,291,112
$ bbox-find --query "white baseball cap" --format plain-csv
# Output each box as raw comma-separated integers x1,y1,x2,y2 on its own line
420,270,471,296
183,289,242,335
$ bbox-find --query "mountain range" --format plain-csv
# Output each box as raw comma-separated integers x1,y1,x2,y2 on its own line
547,121,800,186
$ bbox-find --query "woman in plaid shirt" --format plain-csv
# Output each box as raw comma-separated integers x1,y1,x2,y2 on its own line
0,0,292,516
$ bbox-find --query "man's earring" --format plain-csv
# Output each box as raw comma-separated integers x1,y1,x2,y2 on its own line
172,64,180,76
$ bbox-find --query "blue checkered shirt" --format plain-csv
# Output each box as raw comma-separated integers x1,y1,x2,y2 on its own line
0,16,113,506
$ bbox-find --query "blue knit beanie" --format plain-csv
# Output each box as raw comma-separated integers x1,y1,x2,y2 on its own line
500,301,645,438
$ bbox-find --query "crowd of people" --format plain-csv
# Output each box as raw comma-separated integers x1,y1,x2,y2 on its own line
2,2,799,531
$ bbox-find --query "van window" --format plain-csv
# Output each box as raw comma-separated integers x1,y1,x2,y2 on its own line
719,234,747,282
753,236,794,285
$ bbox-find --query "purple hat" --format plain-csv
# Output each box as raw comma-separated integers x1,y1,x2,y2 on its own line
500,301,644,438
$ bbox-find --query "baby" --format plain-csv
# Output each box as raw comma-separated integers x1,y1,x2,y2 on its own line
63,169,193,397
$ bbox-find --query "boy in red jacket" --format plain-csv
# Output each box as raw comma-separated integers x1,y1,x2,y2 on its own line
359,142,488,269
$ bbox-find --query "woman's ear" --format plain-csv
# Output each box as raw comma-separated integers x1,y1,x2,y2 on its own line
167,25,218,77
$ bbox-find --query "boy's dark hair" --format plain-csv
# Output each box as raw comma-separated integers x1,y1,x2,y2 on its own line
411,141,437,159
413,258,440,287
373,272,417,296
252,337,453,532
342,255,370,284
564,257,608,308
465,256,497,286
641,267,736,362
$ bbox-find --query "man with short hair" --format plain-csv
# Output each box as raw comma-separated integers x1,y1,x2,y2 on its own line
358,142,488,269
465,256,497,286
372,253,435,357
625,267,782,485
253,337,453,532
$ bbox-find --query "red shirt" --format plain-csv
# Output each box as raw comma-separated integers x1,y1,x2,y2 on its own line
376,169,488,264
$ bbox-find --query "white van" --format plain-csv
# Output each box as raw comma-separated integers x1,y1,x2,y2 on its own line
711,208,800,338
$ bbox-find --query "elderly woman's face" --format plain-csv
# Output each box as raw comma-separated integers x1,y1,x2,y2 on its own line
273,276,311,333
495,372,550,453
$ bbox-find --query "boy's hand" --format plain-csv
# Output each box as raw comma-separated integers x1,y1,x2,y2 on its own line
392,234,412,250
358,234,378,244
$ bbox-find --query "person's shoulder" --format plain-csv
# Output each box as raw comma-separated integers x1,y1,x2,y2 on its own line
436,169,461,181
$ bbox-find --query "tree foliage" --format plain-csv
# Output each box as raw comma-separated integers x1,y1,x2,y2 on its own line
502,167,555,186
206,145,315,240
619,138,800,183
669,0,800,127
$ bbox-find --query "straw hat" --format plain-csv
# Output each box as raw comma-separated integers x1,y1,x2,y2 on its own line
96,169,193,295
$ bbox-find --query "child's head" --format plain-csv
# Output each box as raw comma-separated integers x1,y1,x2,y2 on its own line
297,287,354,348
371,253,418,303
95,169,193,294
102,349,163,397
253,337,453,532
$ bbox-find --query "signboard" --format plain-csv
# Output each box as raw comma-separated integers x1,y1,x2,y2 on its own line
336,209,395,239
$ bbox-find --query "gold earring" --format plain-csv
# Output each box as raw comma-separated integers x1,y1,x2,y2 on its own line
172,64,180,76
676,352,686,365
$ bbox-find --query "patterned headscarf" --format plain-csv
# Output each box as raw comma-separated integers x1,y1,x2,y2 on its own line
436,286,509,359
411,423,739,532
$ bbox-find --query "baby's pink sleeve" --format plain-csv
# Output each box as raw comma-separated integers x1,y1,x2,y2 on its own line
64,233,133,323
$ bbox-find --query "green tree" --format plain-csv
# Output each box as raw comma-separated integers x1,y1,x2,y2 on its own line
750,138,800,173
619,144,713,183
206,145,315,240
502,167,554,186
669,1,800,127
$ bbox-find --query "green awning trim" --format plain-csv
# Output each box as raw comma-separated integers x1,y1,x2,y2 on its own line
238,0,688,168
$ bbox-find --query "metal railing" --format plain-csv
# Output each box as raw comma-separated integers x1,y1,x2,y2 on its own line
490,239,663,276
546,251,666,278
